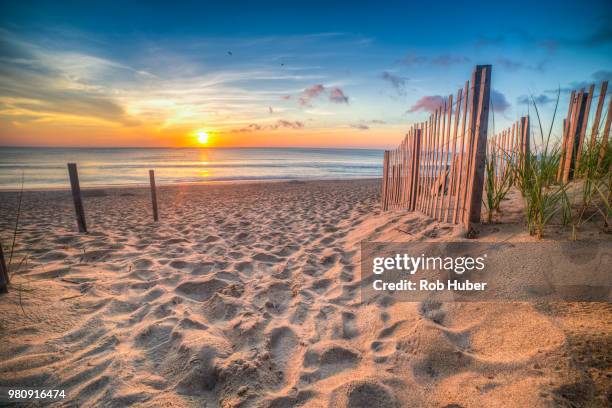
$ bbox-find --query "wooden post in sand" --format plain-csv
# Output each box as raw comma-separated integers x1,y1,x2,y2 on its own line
0,243,9,293
381,151,390,211
464,65,492,235
149,170,159,222
520,116,530,171
67,163,87,233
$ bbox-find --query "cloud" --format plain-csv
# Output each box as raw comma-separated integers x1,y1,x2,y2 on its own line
0,35,139,126
381,71,407,95
517,94,554,105
491,89,510,112
577,24,612,47
350,124,369,130
295,84,349,106
276,119,304,129
545,70,612,94
408,95,444,113
299,84,325,106
398,53,470,67
329,87,349,104
592,70,612,82
235,119,304,132
476,21,612,53
370,119,386,124
497,57,547,72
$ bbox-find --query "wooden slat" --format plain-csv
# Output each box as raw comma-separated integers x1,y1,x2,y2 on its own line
562,90,587,183
575,84,595,169
558,91,576,182
434,98,447,220
598,95,612,169
461,73,478,225
453,80,470,224
439,94,453,221
446,87,462,222
409,129,421,210
589,81,608,152
521,116,530,170
426,109,439,216
381,150,389,210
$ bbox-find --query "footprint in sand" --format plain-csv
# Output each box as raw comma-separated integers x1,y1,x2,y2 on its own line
300,343,361,384
267,326,298,385
330,379,399,408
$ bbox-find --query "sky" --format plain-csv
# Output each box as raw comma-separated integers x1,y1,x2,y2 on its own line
0,0,611,148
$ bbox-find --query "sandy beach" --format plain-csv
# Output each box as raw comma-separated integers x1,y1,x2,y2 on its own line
0,179,609,407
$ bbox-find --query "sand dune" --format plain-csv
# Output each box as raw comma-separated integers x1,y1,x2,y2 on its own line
0,180,610,407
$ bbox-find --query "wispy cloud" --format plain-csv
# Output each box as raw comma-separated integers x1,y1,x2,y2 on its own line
294,84,349,106
517,94,554,105
491,89,511,113
350,123,369,130
381,71,407,96
299,84,325,106
234,119,304,132
496,57,547,72
398,53,470,67
407,95,444,113
544,70,612,94
329,87,349,104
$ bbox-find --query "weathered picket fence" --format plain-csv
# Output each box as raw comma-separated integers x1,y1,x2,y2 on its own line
487,116,530,184
557,80,611,183
381,65,492,234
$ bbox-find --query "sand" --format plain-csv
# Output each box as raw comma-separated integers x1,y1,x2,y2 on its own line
0,179,610,407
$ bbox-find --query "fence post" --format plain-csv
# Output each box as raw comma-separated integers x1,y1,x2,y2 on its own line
520,116,530,170
381,151,389,211
562,90,588,183
589,81,608,153
0,243,8,293
464,65,492,235
557,91,576,182
67,163,87,233
598,94,612,169
149,170,159,222
409,129,421,211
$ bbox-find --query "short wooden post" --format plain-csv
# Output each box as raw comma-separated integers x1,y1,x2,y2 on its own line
67,163,87,233
464,65,492,235
0,243,9,293
149,170,159,222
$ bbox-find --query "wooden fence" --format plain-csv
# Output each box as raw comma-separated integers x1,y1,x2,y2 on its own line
487,116,530,184
558,80,611,183
381,65,492,233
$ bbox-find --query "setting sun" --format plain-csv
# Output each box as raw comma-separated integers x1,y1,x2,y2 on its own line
197,131,209,145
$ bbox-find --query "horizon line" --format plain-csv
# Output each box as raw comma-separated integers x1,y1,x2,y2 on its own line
0,145,389,150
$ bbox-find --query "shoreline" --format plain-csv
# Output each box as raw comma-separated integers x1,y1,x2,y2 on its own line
0,176,382,193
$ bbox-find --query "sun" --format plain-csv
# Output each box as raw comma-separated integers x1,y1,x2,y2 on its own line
196,131,209,145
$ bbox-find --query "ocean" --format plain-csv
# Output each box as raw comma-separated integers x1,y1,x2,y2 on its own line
0,147,384,190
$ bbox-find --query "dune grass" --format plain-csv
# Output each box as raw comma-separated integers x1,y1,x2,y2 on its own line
483,145,514,223
511,91,568,239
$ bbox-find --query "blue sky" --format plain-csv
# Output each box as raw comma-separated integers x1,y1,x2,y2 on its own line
1,0,611,147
